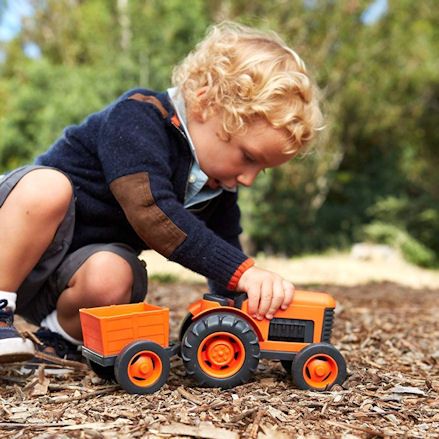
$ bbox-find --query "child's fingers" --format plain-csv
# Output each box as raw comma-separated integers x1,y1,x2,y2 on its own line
247,285,261,317
281,281,295,310
265,278,284,319
257,279,273,319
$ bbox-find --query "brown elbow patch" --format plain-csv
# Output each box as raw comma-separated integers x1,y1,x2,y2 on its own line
128,94,169,119
110,172,187,257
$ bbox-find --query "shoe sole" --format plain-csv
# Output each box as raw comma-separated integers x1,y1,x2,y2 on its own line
0,337,35,363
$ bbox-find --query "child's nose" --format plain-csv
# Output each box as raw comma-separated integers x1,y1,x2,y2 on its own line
237,169,259,187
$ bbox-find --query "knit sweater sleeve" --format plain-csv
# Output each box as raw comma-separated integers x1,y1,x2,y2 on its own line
97,98,251,290
205,190,247,294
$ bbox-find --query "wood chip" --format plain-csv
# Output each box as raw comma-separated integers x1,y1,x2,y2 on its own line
159,421,239,439
177,385,204,405
33,351,88,370
249,408,265,439
47,385,120,403
390,385,426,396
2,282,438,438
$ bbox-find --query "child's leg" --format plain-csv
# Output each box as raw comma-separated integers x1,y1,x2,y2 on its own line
0,169,73,291
17,243,148,349
57,251,134,340
0,167,73,363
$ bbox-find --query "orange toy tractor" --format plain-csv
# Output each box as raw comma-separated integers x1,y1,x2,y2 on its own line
80,290,347,394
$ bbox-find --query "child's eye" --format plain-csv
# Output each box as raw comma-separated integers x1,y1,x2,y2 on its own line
243,152,256,163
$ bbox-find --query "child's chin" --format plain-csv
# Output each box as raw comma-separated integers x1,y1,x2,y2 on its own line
221,183,236,191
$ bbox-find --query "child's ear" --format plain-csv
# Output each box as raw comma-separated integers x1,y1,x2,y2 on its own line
189,107,205,123
196,86,209,98
190,87,210,122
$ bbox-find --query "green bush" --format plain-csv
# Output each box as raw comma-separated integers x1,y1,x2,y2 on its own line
361,221,437,268
149,273,178,284
363,195,439,266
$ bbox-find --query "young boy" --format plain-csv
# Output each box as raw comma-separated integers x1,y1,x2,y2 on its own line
0,22,322,363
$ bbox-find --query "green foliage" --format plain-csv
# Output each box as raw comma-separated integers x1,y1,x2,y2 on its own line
0,0,209,172
0,0,438,268
357,193,439,267
362,222,437,268
237,0,439,264
0,58,140,171
149,273,179,284
361,195,439,266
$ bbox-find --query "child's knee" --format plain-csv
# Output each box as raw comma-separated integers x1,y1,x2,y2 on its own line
76,252,133,306
13,169,73,220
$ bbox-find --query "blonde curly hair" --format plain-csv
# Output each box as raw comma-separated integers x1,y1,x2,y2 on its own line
172,22,323,154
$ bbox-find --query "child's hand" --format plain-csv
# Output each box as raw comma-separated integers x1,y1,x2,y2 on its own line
236,266,294,320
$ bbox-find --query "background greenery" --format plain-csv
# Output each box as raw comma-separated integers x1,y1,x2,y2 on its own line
0,0,438,267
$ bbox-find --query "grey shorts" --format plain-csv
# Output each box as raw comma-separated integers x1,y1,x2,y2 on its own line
0,165,148,325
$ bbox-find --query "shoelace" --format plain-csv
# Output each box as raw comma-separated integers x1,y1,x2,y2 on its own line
35,329,78,359
0,299,13,325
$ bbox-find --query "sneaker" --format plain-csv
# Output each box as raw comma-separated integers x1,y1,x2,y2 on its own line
33,327,82,363
0,299,35,363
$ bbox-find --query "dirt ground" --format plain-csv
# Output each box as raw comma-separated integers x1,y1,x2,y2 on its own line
1,257,438,438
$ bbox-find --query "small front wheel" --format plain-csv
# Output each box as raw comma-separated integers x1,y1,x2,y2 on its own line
292,343,346,391
114,340,170,394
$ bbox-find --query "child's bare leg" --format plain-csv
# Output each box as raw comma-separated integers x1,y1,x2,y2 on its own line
0,169,73,291
56,252,133,340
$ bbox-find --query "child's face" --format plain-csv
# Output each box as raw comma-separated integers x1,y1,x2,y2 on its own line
187,113,292,190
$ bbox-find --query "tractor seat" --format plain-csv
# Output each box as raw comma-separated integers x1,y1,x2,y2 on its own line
202,292,248,309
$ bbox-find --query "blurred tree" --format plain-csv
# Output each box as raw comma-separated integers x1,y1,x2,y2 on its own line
0,0,437,265
0,0,208,166
233,0,439,264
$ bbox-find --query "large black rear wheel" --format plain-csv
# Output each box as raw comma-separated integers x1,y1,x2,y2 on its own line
181,312,260,389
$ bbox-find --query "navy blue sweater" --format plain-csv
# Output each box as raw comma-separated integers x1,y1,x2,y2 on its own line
35,89,250,290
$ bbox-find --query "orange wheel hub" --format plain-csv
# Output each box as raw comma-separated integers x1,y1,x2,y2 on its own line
303,354,338,389
198,332,245,378
127,351,162,387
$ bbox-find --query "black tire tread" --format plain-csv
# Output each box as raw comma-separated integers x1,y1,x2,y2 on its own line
292,343,347,391
114,340,170,394
181,312,260,388
86,358,116,382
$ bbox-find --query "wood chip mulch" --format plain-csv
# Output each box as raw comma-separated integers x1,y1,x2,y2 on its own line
1,281,438,438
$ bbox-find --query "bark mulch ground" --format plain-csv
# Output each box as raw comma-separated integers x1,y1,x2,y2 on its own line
0,281,438,438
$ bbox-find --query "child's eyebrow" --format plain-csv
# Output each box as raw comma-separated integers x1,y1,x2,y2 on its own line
247,142,272,164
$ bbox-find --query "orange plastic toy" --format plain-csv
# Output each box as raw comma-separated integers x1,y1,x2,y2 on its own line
80,290,347,394
80,303,177,394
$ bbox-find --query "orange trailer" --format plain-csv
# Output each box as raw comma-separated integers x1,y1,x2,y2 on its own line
80,302,178,394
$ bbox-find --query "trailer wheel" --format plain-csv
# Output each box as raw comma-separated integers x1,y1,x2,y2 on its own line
86,358,115,382
292,343,346,391
280,360,292,375
114,340,170,394
181,312,260,389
